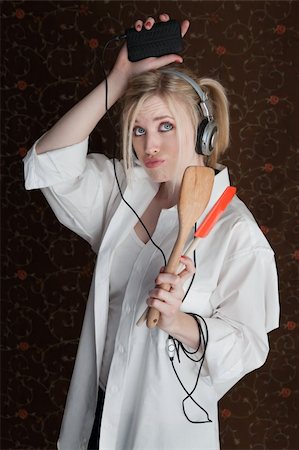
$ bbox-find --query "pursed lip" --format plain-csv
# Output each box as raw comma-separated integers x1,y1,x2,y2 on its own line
144,159,165,168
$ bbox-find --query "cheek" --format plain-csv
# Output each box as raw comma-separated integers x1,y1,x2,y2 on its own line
164,133,179,154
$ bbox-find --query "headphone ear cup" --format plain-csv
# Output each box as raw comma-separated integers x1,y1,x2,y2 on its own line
196,118,208,155
196,118,218,156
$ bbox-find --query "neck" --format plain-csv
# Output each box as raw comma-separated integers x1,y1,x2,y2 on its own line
156,156,206,208
156,182,180,209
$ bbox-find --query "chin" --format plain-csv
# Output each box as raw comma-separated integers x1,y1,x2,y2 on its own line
147,173,171,184
143,167,166,181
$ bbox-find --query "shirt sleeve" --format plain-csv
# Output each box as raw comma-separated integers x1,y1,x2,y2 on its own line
202,247,279,399
23,137,125,252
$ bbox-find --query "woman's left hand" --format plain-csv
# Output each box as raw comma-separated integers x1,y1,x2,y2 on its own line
147,256,196,332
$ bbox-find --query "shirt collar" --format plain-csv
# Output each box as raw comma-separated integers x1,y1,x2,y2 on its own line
196,164,230,223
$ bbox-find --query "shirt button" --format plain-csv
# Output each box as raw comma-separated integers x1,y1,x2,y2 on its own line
110,385,118,394
118,345,125,354
125,305,131,314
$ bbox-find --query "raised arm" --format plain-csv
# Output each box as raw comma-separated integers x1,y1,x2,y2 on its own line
36,14,189,155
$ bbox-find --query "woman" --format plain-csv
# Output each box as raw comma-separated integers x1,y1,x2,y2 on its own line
23,14,279,450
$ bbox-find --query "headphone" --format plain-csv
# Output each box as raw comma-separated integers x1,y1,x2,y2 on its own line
161,69,218,157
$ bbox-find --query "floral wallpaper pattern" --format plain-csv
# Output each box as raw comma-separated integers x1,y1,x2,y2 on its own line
1,1,298,449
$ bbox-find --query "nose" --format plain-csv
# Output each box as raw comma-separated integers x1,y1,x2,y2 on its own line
144,135,159,156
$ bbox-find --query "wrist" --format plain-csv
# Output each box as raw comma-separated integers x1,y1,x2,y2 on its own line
160,311,200,350
109,65,128,82
110,61,131,86
106,69,129,104
160,311,184,336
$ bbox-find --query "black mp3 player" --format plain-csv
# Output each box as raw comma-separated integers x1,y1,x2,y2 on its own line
126,20,184,62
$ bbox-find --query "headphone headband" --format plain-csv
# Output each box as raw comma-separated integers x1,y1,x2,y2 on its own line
160,69,214,120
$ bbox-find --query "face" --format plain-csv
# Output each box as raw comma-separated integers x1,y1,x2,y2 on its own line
132,95,202,185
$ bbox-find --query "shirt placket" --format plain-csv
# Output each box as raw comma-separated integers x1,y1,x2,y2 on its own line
99,210,177,449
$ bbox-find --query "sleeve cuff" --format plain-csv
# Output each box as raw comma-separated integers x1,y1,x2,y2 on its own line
23,136,89,190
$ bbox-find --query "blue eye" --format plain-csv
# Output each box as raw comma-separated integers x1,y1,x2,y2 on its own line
160,122,174,132
133,127,145,136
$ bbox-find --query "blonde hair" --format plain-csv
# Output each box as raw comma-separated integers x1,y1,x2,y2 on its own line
120,65,229,176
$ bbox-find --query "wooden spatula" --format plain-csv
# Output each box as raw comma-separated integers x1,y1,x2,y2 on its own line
136,166,214,328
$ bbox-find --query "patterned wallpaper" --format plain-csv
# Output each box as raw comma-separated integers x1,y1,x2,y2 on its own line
1,1,298,449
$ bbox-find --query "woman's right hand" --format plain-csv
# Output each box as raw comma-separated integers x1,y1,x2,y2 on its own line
111,13,190,81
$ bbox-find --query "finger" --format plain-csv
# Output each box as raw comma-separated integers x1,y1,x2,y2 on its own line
178,256,196,280
147,296,177,317
158,15,189,37
134,20,143,31
181,19,190,37
155,257,195,286
146,298,169,314
155,272,180,287
180,255,195,268
148,287,168,303
159,13,170,22
149,286,183,305
144,17,155,30
139,53,183,71
149,287,173,303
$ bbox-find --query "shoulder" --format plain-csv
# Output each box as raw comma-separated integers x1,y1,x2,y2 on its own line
219,195,274,261
83,153,127,193
86,153,124,175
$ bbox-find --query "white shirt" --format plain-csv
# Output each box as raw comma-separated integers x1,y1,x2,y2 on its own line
23,137,280,450
100,229,143,388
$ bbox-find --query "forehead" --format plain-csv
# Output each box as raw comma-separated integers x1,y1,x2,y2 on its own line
135,95,173,122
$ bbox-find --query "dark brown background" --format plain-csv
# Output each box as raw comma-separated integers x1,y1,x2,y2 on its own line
1,1,298,449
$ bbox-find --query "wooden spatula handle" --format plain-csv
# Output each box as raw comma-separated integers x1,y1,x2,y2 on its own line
146,307,161,328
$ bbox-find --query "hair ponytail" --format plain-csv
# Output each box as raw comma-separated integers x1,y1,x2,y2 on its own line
198,78,230,168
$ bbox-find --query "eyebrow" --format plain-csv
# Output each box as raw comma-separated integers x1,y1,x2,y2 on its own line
134,115,174,124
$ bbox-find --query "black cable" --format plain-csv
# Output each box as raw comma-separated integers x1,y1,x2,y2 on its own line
100,36,167,266
168,315,211,424
168,222,212,424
